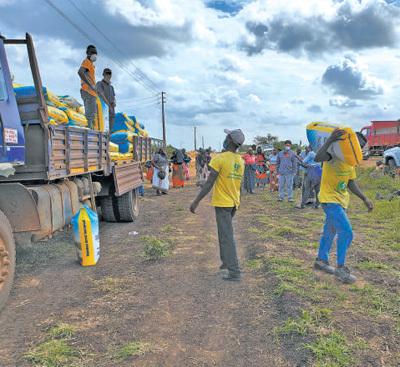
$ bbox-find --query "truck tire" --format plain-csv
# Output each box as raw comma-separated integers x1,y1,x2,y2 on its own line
115,189,139,222
0,210,16,312
100,196,117,222
388,158,396,172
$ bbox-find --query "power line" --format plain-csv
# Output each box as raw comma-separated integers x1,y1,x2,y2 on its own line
43,0,158,94
65,0,159,93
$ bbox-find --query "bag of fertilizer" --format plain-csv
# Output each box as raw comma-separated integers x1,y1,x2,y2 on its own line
72,205,100,266
47,105,69,124
306,122,363,166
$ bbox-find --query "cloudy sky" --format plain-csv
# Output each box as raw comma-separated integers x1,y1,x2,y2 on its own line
1,0,400,149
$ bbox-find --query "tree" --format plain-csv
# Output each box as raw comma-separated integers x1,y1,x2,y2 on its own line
254,134,278,146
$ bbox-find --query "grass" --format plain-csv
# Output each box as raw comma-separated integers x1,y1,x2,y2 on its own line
25,323,78,367
25,340,78,367
142,236,171,261
48,323,76,339
305,331,352,367
241,167,400,366
114,341,152,361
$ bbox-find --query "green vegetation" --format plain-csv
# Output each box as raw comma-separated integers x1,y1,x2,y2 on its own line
25,323,78,367
305,331,352,367
48,323,76,339
25,340,77,367
242,167,400,366
114,341,152,360
142,235,171,261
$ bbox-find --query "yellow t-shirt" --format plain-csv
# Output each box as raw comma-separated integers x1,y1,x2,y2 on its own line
318,158,356,209
209,151,244,208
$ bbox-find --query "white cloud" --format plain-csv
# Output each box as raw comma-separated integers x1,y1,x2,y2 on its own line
248,93,261,104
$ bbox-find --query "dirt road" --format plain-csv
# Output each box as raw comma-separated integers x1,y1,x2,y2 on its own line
0,187,288,367
1,182,399,366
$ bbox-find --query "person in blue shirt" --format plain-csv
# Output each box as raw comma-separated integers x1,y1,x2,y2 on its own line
276,141,297,202
297,148,322,209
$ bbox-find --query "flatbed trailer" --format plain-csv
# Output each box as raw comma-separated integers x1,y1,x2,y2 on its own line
0,33,161,311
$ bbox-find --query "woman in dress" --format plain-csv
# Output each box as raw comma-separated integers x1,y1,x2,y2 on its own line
255,146,268,189
242,148,256,194
171,149,185,188
152,148,170,195
268,149,279,192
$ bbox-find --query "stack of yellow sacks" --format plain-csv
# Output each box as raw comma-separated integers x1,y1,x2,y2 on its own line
13,85,106,132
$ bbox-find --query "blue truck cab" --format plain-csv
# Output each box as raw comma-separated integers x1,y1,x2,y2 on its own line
0,35,25,165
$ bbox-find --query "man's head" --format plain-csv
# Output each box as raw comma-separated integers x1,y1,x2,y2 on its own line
248,148,254,155
284,140,292,151
305,145,311,153
223,129,245,152
296,148,301,155
257,146,262,154
272,149,277,155
86,45,97,62
251,144,257,151
103,68,112,82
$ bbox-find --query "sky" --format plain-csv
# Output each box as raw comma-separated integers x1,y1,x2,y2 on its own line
1,0,400,150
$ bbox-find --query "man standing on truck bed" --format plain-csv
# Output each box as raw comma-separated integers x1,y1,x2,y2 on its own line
78,45,98,129
96,68,116,132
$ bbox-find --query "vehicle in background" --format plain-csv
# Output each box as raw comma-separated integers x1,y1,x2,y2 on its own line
260,144,274,155
360,120,400,156
383,147,400,174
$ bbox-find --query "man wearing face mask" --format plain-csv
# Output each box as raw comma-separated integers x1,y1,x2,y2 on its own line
190,129,245,281
78,45,98,129
276,140,297,202
96,68,116,131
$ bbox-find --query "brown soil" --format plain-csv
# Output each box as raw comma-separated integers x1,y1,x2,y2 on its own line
0,186,293,367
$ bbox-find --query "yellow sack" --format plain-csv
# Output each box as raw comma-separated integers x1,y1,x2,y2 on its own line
306,122,363,166
71,205,100,266
62,108,88,127
77,105,85,115
46,90,68,108
109,142,119,152
47,105,69,124
48,118,58,126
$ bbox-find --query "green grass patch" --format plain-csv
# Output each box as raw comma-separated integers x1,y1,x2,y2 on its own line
356,260,390,271
25,339,77,367
275,308,332,337
160,224,175,233
48,323,76,339
245,258,263,271
142,236,171,261
306,331,352,367
114,341,152,360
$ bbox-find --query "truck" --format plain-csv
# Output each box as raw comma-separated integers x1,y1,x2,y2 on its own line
0,33,161,311
360,120,400,155
383,147,400,174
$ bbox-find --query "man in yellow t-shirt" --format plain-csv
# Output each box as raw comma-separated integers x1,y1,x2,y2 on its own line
314,129,373,284
190,129,245,281
78,45,98,129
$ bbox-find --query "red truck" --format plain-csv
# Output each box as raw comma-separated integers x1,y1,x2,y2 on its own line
360,120,400,155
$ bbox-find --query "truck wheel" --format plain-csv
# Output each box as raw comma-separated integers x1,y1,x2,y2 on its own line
0,210,16,312
388,158,396,172
100,196,117,222
115,189,139,222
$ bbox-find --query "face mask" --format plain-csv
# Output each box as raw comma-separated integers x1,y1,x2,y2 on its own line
285,146,291,151
90,54,97,62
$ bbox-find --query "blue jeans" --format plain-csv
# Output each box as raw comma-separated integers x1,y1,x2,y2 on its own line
318,203,353,266
278,174,294,200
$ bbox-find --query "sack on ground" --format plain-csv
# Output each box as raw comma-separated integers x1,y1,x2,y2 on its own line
72,205,100,266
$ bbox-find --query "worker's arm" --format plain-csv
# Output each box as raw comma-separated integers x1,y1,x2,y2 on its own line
190,168,218,213
348,179,374,211
78,67,96,93
95,82,111,106
315,129,346,162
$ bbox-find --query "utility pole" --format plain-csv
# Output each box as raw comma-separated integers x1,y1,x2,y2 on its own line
194,126,197,151
161,91,166,148
202,136,205,149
